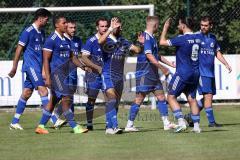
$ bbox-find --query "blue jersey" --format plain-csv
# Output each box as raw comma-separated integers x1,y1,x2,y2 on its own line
43,31,72,73
19,23,45,72
168,32,202,83
136,31,160,81
199,32,220,77
101,35,132,82
82,34,103,81
65,34,82,84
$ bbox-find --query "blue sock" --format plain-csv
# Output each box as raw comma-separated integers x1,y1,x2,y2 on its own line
51,114,58,124
12,97,27,124
205,107,215,124
40,96,49,108
63,109,77,129
157,100,168,117
173,109,183,120
197,98,204,111
70,97,74,113
86,103,94,125
128,103,140,121
39,108,52,125
191,114,200,123
105,99,117,129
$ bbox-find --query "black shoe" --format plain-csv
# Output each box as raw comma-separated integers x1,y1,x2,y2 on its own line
184,113,194,127
87,125,93,131
208,122,222,127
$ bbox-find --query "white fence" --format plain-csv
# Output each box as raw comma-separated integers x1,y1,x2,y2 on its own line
0,55,239,106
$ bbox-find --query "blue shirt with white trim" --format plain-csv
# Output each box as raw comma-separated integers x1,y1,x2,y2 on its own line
136,31,160,81
19,23,45,72
167,32,202,82
198,32,220,77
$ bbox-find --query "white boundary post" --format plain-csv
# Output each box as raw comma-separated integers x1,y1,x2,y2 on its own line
0,5,154,15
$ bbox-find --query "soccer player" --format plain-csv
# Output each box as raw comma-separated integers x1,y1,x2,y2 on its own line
185,16,232,127
50,19,82,128
81,17,109,130
98,17,143,134
35,15,91,134
125,16,176,132
8,8,51,130
160,17,202,133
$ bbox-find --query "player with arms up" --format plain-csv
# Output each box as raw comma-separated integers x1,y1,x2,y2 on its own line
160,17,202,133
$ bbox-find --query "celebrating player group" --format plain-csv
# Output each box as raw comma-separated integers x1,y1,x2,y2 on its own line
8,8,232,134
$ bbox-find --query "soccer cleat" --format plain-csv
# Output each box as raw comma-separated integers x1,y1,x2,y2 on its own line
9,123,24,130
208,122,223,128
53,119,67,129
191,127,201,133
73,125,88,134
113,128,123,134
174,125,187,133
87,125,93,131
124,125,139,132
164,122,177,131
35,125,49,134
184,113,194,127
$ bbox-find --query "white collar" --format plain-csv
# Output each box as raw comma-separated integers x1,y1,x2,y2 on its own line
95,33,100,39
144,30,154,38
32,23,41,33
64,33,72,40
184,31,193,35
55,30,65,40
109,34,117,42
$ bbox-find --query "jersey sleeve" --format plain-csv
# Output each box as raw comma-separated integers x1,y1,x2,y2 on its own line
81,39,92,55
144,35,152,54
43,38,54,53
18,29,29,47
167,36,184,47
215,39,221,52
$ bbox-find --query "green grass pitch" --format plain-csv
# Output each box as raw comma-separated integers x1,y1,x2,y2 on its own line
0,105,240,160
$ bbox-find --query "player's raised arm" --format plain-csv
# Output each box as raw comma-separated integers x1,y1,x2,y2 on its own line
160,18,172,46
8,44,24,78
159,55,176,68
98,17,120,45
130,33,144,54
216,51,232,73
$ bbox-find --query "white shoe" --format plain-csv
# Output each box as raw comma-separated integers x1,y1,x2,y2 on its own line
105,128,115,134
174,125,187,133
54,119,66,128
191,128,201,133
125,125,139,132
9,123,23,130
105,128,123,135
164,122,177,131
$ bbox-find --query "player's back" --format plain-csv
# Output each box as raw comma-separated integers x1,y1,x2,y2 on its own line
169,33,201,83
136,31,159,81
20,24,45,72
199,32,220,77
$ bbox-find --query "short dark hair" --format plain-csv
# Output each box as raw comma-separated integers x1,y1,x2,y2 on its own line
201,16,213,25
66,18,76,24
179,16,195,30
34,8,51,21
95,17,108,26
52,15,66,28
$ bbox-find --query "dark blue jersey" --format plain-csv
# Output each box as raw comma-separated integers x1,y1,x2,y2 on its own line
19,23,45,72
101,35,132,82
168,32,202,83
198,32,220,77
136,31,160,81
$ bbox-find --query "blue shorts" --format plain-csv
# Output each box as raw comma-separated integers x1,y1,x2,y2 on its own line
102,75,123,95
168,73,198,98
23,67,45,89
85,76,103,98
198,76,216,95
136,76,163,93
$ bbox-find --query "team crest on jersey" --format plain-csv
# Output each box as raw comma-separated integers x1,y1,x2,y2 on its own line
210,42,214,48
35,38,39,42
74,43,78,47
